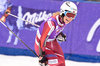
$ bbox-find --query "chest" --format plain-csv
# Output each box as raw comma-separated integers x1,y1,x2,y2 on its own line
49,25,65,39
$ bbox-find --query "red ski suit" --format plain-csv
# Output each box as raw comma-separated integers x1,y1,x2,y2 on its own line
35,15,65,66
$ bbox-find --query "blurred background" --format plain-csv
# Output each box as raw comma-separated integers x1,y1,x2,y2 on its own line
0,0,100,66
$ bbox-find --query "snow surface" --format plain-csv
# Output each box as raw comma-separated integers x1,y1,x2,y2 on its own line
0,54,100,66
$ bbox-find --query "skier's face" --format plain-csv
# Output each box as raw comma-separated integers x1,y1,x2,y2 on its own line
63,11,76,24
63,16,73,24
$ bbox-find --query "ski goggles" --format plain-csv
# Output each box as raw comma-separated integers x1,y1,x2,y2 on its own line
64,11,77,19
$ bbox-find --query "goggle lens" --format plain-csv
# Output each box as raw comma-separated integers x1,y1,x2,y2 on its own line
66,13,76,18
64,11,76,19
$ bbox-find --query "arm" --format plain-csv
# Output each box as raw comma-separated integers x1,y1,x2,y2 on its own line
40,21,55,51
39,21,55,64
56,32,66,42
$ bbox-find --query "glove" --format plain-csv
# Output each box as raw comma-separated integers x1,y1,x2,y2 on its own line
4,7,11,17
0,16,6,22
39,51,47,63
0,7,11,22
39,51,47,65
56,32,66,42
39,55,47,63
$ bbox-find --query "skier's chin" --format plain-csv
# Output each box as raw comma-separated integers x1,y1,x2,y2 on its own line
64,19,70,24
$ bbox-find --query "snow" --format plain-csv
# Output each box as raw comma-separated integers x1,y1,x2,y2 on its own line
0,54,100,66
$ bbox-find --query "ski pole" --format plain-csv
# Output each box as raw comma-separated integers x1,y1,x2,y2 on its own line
0,20,39,57
7,12,40,27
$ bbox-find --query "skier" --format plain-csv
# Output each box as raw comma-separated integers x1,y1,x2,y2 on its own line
34,1,78,66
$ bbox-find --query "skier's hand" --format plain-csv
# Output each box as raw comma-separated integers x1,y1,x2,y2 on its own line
39,55,47,63
0,7,11,22
0,16,6,22
39,51,47,65
56,32,66,42
4,7,11,17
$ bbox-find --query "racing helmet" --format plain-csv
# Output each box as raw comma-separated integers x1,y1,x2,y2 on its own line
60,1,78,17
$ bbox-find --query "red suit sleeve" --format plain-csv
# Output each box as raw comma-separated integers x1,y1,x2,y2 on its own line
40,21,55,49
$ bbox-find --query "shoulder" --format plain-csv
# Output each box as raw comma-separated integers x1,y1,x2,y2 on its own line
46,19,55,28
45,17,56,28
45,12,60,28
